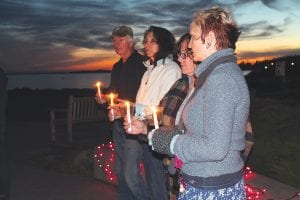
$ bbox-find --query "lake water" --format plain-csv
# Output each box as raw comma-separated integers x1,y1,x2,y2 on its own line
7,72,111,90
6,70,253,90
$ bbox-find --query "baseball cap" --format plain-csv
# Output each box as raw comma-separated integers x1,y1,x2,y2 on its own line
111,26,133,38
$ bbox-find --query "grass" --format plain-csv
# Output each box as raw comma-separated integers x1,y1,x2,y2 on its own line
248,97,300,188
30,146,95,178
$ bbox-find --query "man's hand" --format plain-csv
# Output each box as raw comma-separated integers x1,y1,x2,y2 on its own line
107,104,121,121
95,93,106,104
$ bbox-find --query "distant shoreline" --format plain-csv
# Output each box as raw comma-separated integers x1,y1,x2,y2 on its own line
7,72,111,90
6,69,111,76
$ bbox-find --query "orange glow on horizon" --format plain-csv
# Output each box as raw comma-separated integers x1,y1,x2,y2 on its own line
67,59,116,71
68,53,287,71
238,56,276,64
68,55,279,70
68,47,119,71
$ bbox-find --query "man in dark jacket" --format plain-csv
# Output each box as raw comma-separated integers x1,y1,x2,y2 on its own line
96,26,147,200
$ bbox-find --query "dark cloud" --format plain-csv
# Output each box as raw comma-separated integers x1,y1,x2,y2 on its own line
0,0,298,73
239,17,290,39
261,0,285,10
261,0,300,16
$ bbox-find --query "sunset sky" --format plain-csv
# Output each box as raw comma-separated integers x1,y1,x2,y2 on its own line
0,0,299,74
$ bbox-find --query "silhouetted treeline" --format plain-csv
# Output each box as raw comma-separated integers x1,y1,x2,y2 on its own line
240,55,300,96
6,88,109,122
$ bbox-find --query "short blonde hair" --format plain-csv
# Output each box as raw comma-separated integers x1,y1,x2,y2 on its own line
192,6,240,50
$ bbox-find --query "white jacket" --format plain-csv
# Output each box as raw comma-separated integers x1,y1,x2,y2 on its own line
136,57,181,107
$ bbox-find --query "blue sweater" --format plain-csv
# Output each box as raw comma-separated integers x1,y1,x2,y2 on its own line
173,49,250,177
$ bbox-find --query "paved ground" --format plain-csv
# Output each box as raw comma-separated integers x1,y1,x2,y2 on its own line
246,173,299,199
7,121,118,200
10,164,118,200
6,121,300,200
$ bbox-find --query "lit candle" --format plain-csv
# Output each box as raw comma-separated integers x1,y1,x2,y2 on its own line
96,81,102,100
110,93,114,105
126,102,131,131
110,93,114,121
152,107,159,129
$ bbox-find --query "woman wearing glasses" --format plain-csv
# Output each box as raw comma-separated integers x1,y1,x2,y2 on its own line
158,33,198,198
125,6,249,199
159,33,197,127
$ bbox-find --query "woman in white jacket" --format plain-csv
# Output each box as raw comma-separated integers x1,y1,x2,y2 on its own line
136,26,181,200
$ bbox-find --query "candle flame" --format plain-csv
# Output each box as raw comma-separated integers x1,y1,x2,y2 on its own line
96,81,101,87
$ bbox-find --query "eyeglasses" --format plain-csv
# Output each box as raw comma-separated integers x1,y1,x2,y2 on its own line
178,49,193,59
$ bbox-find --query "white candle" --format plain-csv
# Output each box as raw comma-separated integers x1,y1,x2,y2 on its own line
126,102,132,131
110,93,114,121
110,93,114,106
96,81,102,100
152,107,159,129
111,109,115,121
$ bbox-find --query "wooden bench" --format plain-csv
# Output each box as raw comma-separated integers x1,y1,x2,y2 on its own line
49,95,107,143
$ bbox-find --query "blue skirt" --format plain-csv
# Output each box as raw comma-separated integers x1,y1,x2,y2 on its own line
178,178,246,200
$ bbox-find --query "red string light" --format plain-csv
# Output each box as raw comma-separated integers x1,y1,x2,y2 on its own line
244,166,266,199
94,144,299,199
94,141,117,183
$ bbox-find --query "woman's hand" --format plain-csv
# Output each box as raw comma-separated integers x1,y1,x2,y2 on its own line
124,117,148,135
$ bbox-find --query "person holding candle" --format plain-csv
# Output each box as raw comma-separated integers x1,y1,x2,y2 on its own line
134,26,182,200
125,33,196,199
125,7,249,199
159,33,197,128
158,33,197,197
96,25,147,200
128,33,197,198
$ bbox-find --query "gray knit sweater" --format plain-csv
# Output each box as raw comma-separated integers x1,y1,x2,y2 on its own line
173,48,250,177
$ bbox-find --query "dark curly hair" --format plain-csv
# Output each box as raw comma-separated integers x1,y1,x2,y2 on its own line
143,26,176,66
174,33,191,62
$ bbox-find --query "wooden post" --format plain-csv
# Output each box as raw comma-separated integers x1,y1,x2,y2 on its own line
49,110,56,141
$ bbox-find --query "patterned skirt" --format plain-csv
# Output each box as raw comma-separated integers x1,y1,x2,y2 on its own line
178,178,246,200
